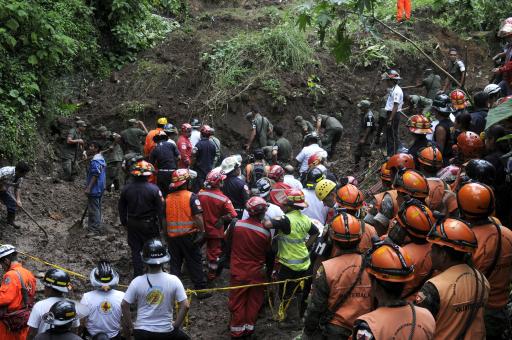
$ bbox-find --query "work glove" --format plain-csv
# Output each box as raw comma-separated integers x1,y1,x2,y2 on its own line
193,231,205,245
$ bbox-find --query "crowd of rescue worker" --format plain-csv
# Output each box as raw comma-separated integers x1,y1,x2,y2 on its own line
0,16,511,340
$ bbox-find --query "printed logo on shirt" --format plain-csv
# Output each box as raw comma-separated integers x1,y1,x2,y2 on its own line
181,145,187,150
146,287,164,306
3,277,10,285
99,300,112,314
195,199,201,207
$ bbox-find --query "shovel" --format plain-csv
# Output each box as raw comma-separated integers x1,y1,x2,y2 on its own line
69,206,88,233
6,191,49,241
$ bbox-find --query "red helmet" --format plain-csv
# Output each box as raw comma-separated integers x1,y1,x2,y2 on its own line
268,165,285,182
456,131,484,159
170,169,190,188
308,152,325,168
246,196,268,216
200,125,213,137
386,153,415,172
450,89,467,110
285,188,308,208
181,123,192,134
205,168,226,188
406,115,432,134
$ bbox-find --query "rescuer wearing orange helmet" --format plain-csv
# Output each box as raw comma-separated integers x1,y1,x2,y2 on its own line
165,168,209,295
416,218,489,339
454,131,484,164
352,241,435,339
416,144,443,177
393,168,429,203
0,244,36,340
118,160,163,277
406,114,433,164
228,196,271,338
302,212,372,339
335,184,377,252
387,199,435,301
456,182,512,337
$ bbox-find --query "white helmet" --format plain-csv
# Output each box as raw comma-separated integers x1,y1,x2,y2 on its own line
484,84,502,97
0,244,16,260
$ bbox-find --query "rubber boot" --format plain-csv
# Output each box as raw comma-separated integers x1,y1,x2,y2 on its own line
7,212,20,229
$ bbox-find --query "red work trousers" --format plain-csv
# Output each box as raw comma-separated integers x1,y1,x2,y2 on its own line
206,238,222,280
396,0,411,22
228,282,265,338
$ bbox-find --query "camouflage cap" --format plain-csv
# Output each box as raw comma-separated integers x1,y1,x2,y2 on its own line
76,120,87,127
294,115,303,122
128,118,138,124
357,100,371,109
96,125,108,133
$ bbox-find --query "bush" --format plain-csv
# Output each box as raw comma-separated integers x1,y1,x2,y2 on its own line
0,0,176,160
202,24,315,107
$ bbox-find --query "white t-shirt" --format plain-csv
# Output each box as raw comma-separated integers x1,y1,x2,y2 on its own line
123,272,187,333
242,202,284,220
283,175,303,190
384,85,404,112
302,189,328,224
190,130,201,147
80,289,124,338
27,297,81,334
295,144,327,174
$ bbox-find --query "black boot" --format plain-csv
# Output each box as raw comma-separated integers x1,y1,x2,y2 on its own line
7,212,19,229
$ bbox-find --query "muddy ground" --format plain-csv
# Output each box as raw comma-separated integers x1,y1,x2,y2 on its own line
0,0,496,338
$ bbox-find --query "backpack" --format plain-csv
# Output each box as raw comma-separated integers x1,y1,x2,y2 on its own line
249,163,267,188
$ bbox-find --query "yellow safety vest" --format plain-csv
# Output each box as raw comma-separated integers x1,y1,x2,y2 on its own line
277,210,311,271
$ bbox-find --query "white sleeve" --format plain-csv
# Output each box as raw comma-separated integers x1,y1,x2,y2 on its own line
123,280,138,304
27,303,41,328
457,60,465,72
295,149,305,163
393,88,402,104
173,277,187,302
242,210,249,220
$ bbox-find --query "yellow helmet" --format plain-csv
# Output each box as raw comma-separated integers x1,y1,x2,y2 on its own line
315,179,336,201
157,117,168,125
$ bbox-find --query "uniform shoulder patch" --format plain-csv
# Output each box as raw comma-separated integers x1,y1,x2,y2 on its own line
415,291,426,304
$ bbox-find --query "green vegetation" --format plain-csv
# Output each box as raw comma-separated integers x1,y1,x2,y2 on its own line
201,23,316,108
0,0,183,160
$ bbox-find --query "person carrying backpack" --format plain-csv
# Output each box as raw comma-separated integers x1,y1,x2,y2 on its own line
245,149,269,189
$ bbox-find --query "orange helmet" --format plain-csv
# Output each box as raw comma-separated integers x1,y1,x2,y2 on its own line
456,131,484,160
427,218,477,253
396,199,435,239
285,188,308,208
393,169,429,199
331,211,363,243
365,242,414,282
386,153,415,172
380,162,393,184
450,89,467,110
417,145,443,170
406,115,432,134
335,184,364,210
456,182,495,218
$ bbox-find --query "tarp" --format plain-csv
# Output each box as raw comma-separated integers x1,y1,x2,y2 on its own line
485,97,512,130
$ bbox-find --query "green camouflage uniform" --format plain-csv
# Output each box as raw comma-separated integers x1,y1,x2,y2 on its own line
61,128,82,181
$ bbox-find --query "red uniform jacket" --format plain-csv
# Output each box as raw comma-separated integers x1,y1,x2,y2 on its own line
230,218,271,282
198,188,237,238
177,135,193,168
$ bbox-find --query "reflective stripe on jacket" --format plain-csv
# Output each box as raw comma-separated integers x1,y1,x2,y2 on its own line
166,190,195,237
277,210,311,271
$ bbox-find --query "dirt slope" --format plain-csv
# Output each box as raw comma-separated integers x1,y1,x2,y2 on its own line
0,0,495,339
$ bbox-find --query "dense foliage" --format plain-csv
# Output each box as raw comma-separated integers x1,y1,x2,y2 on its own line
0,0,182,160
201,24,316,108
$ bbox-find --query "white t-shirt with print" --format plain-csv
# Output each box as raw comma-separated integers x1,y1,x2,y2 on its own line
123,272,187,333
27,297,81,334
80,289,124,338
385,85,404,112
302,188,328,224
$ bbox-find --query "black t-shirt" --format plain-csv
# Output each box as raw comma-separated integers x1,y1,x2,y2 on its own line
194,138,216,175
434,118,454,163
118,180,163,224
149,141,180,170
222,174,249,210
